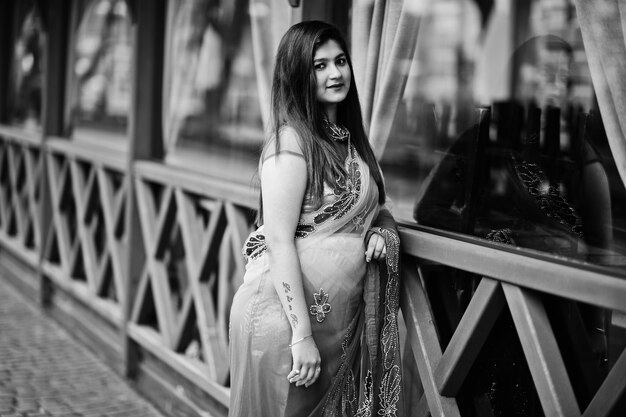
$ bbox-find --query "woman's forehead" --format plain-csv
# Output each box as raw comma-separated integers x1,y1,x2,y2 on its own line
314,39,345,60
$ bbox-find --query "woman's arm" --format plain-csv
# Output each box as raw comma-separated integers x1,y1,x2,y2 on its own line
261,130,321,388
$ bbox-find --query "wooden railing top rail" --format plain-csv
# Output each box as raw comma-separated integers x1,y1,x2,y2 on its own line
134,160,258,209
399,224,626,313
0,125,43,146
46,137,127,171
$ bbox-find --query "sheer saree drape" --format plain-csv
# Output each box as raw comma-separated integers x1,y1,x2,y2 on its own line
574,0,626,188
229,149,404,416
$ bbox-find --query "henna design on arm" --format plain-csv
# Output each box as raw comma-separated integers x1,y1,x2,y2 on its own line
282,282,298,327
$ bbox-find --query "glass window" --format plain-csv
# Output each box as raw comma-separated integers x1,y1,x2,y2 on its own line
355,2,625,415
70,0,133,139
374,0,626,270
163,0,264,184
7,0,44,131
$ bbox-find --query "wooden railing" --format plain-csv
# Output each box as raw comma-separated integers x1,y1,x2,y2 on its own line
400,226,626,417
0,129,624,416
0,127,43,268
42,138,128,327
127,160,256,414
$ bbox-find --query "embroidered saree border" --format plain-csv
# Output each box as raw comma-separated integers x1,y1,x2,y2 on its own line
320,226,403,417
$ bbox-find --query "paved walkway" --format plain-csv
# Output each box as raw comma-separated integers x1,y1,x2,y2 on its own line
0,278,166,417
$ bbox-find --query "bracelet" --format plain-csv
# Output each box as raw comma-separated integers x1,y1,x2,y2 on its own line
289,334,312,348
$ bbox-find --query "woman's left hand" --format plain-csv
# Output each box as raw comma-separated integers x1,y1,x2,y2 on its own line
365,228,386,262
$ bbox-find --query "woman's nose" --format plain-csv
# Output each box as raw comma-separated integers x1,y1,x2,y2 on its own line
328,64,341,79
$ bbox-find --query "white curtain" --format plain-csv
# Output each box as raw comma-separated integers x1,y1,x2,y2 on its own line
249,0,291,131
574,0,626,188
473,0,513,105
162,0,207,153
351,0,431,159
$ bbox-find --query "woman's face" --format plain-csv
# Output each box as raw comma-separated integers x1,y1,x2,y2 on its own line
313,39,351,114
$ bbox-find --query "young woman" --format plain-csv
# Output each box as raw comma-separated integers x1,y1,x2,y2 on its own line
229,21,403,416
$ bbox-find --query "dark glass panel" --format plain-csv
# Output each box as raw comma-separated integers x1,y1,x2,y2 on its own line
164,0,263,184
70,0,133,138
7,1,44,131
374,0,625,270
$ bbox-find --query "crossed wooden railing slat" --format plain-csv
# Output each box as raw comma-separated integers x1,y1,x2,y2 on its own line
400,227,626,417
43,148,127,317
131,170,251,386
401,261,462,417
0,139,42,261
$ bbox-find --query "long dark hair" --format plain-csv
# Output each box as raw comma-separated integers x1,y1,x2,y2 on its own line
268,20,385,207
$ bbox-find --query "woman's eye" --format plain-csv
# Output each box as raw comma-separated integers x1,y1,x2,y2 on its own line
314,63,325,71
337,58,347,66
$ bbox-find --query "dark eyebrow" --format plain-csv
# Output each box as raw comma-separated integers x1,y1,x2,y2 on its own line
313,53,346,63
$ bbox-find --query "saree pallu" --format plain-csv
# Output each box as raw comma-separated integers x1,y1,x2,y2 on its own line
229,145,404,417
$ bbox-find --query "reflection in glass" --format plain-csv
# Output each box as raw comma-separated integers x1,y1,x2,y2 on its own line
71,0,133,136
164,0,263,182
372,2,626,414
8,2,44,131
378,0,625,269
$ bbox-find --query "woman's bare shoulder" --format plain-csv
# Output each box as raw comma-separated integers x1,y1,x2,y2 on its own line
262,125,305,162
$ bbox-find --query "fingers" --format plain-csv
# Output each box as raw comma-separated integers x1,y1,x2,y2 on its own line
365,234,386,262
305,366,321,388
288,362,321,387
287,368,301,383
297,364,317,387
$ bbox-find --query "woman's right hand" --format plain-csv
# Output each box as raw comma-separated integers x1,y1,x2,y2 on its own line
287,337,321,388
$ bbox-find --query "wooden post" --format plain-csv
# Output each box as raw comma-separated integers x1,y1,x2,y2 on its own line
462,106,490,235
290,0,350,34
0,0,14,123
39,0,70,306
41,0,69,138
123,0,166,378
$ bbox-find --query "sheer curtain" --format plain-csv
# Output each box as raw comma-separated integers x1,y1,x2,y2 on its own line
249,0,431,155
162,0,208,153
249,0,290,130
351,0,432,158
574,0,626,187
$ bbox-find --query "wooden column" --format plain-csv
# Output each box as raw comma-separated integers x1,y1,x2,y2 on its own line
0,0,14,122
290,0,350,35
123,0,166,378
39,0,70,306
41,0,70,138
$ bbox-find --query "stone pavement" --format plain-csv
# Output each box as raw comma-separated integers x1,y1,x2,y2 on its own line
0,277,166,417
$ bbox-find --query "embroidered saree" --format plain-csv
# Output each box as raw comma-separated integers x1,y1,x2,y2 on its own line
229,144,403,416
